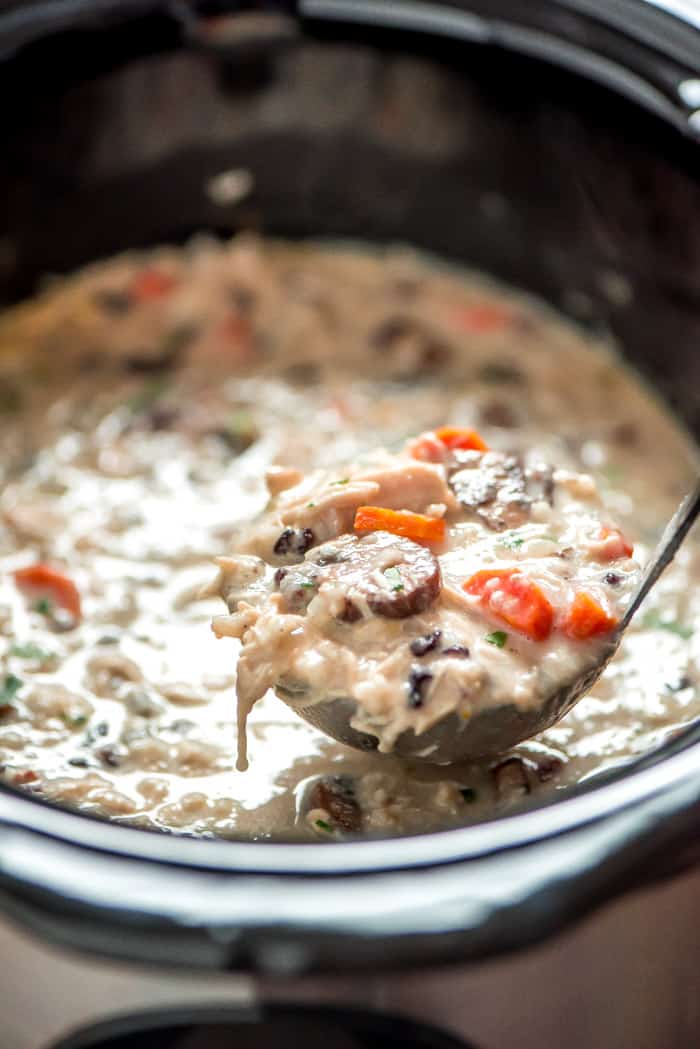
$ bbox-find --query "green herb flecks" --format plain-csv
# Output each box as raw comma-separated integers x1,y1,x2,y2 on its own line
500,532,524,551
384,566,404,592
127,376,170,415
10,642,51,663
299,581,317,590
33,597,54,616
0,674,23,704
315,819,332,832
460,787,478,804
306,502,316,509
330,478,350,486
62,712,88,728
485,630,508,648
221,409,258,453
642,612,693,640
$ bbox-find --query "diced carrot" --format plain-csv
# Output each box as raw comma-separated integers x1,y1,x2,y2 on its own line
452,303,512,333
434,426,489,452
131,268,177,302
406,432,448,463
563,592,618,640
407,426,488,462
592,526,633,561
354,506,446,545
463,567,553,641
13,770,39,785
13,563,82,620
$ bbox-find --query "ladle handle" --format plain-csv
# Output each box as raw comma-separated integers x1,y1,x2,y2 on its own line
622,476,700,629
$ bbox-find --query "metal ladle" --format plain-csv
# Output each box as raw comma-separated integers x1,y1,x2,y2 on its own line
284,479,700,764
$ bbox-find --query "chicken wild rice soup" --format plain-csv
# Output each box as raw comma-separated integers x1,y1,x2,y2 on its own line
0,236,697,840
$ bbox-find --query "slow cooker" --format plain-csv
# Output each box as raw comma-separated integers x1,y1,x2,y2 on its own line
2,1,700,1047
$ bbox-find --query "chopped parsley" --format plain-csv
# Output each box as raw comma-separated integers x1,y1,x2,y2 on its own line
127,376,169,414
299,581,316,590
33,597,54,616
0,674,23,704
315,818,332,832
485,630,508,648
501,532,557,550
306,502,316,509
384,566,404,592
330,478,350,486
62,713,88,728
460,787,478,804
222,409,258,452
10,642,50,662
642,612,693,640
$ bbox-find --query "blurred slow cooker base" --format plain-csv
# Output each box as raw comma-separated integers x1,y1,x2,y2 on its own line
4,868,700,1048
2,3,700,1047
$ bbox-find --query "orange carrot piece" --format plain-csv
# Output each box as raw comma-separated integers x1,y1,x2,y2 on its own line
452,303,512,333
434,426,489,452
463,567,553,641
594,526,634,561
406,432,446,463
13,770,39,785
13,563,82,620
354,506,446,545
563,592,618,640
407,426,489,461
131,268,177,302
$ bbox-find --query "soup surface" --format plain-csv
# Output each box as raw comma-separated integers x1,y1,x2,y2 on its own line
0,237,697,840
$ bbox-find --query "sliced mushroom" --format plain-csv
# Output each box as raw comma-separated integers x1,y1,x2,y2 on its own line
478,398,520,429
534,755,564,782
276,531,441,620
448,450,554,531
369,315,451,375
305,774,362,832
491,756,531,799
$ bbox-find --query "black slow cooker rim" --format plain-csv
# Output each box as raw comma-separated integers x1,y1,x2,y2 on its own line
0,732,698,971
1,0,700,971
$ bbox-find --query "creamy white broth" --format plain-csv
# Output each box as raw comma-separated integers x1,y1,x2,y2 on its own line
0,235,698,840
216,441,640,766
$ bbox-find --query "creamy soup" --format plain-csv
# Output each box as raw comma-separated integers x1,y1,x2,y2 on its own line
216,431,640,769
0,236,697,840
